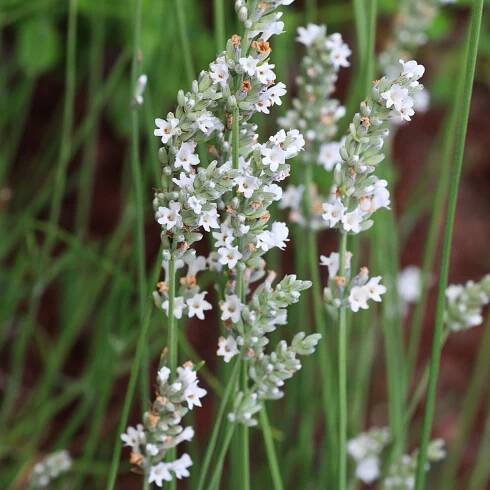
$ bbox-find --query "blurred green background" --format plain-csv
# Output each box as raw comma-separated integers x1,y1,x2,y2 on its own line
0,0,489,488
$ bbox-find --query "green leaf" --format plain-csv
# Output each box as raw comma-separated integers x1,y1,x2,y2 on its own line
16,17,61,75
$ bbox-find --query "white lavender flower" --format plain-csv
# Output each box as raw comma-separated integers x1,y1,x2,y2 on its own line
28,450,72,489
383,439,446,489
348,428,445,489
226,276,321,426
348,427,390,484
398,266,422,305
319,61,424,313
445,274,490,332
153,250,212,321
278,24,349,230
321,60,424,234
121,361,206,487
379,0,453,81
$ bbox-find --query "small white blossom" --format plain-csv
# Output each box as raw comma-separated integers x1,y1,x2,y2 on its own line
162,296,186,319
172,453,192,479
220,295,243,323
148,462,173,486
341,209,364,234
261,144,286,172
186,292,212,320
217,245,243,269
156,201,182,230
239,56,259,76
175,141,200,172
399,59,425,80
349,286,370,312
235,174,259,198
322,200,345,227
217,336,239,362
318,142,341,171
178,366,207,409
187,196,203,214
256,222,289,251
365,276,387,302
199,208,220,231
296,23,325,46
209,56,229,86
256,61,276,85
154,116,180,143
398,266,422,304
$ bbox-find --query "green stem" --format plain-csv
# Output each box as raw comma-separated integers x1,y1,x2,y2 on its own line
196,358,241,490
174,0,195,86
337,232,348,490
303,163,337,484
414,1,484,488
260,407,284,490
405,46,465,383
209,422,237,490
105,301,156,490
468,401,490,490
43,0,78,259
440,321,490,490
128,0,148,411
231,103,250,490
75,6,104,236
213,0,225,53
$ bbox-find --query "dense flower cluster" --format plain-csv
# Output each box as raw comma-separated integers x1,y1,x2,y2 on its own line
319,60,424,313
322,60,425,233
348,428,445,488
153,251,211,320
321,251,387,313
219,275,321,425
121,361,206,487
28,450,72,489
278,24,350,230
445,274,490,332
152,0,304,324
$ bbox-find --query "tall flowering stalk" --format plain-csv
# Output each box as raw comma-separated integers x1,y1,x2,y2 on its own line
150,0,320,487
277,27,350,476
319,60,426,489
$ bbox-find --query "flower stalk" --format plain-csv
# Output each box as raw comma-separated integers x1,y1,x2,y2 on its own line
414,2,484,487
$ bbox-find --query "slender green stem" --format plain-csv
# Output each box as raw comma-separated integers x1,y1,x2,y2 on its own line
231,103,250,490
0,0,78,422
106,303,156,490
174,0,195,86
196,358,241,490
166,254,178,490
468,400,490,490
414,2,484,488
43,0,78,258
128,0,148,412
209,422,237,490
213,0,225,53
260,407,284,490
405,331,449,424
405,46,465,382
337,232,348,490
303,163,337,484
75,6,104,236
440,321,490,490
